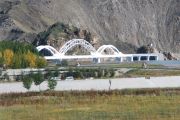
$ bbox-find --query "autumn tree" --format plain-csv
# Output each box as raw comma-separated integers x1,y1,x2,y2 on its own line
36,57,47,68
0,52,3,66
12,54,22,68
3,49,14,67
25,51,37,68
0,41,47,69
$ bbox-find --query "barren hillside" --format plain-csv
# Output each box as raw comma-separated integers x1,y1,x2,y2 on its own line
0,0,179,53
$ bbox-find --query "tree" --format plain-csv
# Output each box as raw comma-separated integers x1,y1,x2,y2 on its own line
53,70,59,77
36,57,47,68
32,71,44,91
97,68,103,78
73,68,82,79
12,54,23,69
109,69,115,77
67,68,73,77
0,67,2,76
3,49,14,67
3,72,9,81
61,60,68,66
0,41,44,69
45,69,53,79
48,79,57,90
0,52,3,67
22,76,33,91
25,51,37,68
137,46,149,53
104,69,108,77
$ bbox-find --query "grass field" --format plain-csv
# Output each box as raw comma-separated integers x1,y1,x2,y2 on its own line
124,69,180,77
0,89,180,120
75,62,165,69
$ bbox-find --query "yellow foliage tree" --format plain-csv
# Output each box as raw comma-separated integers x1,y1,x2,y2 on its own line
0,52,2,57
3,49,14,66
25,51,37,68
36,57,47,68
0,51,3,65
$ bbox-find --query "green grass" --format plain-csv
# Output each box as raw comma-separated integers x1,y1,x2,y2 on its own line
61,62,165,69
125,69,180,77
0,89,180,120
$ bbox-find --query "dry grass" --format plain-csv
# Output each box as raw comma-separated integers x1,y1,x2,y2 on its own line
0,89,180,120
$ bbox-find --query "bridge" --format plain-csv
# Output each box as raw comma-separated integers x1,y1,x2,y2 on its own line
36,39,159,63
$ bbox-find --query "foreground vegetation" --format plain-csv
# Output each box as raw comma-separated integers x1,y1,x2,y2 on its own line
0,89,180,120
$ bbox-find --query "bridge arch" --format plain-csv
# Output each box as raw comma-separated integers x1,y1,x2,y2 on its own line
36,45,59,56
59,39,96,55
96,45,123,55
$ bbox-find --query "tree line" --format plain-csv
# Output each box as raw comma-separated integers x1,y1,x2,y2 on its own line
22,71,57,91
63,68,115,79
22,68,116,91
0,41,47,68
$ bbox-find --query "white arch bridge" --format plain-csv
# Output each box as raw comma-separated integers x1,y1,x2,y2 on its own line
36,39,159,63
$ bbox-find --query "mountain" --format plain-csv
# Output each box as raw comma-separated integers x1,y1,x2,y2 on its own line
0,0,179,53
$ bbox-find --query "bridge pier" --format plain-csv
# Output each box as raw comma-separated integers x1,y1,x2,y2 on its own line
147,56,150,61
120,57,122,62
115,57,122,63
116,57,124,62
98,58,101,63
130,57,133,62
93,58,101,63
156,56,158,61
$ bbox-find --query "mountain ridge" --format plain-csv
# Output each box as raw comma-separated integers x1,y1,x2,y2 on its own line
0,0,179,53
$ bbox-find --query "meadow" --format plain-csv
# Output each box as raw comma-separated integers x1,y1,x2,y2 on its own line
0,89,180,120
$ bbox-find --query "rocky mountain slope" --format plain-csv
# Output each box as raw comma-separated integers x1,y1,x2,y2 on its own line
0,0,179,53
